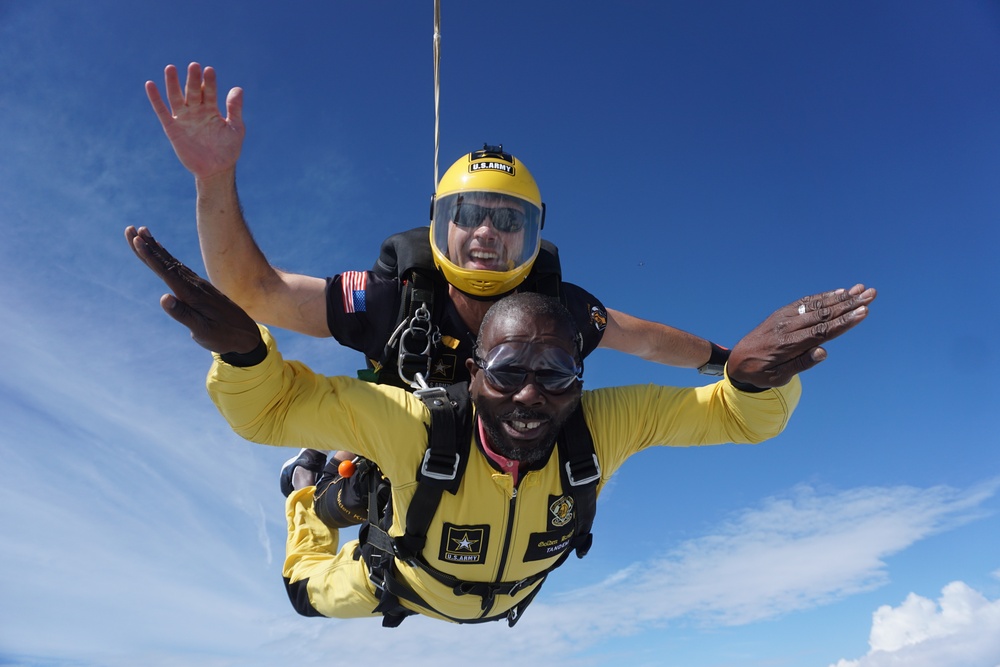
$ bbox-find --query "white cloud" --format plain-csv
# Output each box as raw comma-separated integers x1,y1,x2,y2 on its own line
516,482,999,641
264,482,1000,667
830,580,1000,667
132,482,988,667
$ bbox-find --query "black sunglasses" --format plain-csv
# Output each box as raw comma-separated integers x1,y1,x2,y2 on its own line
452,202,526,233
474,343,582,394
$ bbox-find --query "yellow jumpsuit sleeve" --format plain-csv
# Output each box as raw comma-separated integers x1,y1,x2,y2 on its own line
205,326,431,484
584,367,802,481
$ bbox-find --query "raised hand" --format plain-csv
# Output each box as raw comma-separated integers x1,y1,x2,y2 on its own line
126,226,262,354
727,284,877,389
146,63,245,179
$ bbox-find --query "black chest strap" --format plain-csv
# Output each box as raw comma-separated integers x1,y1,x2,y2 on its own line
556,403,600,558
361,383,472,625
398,383,473,557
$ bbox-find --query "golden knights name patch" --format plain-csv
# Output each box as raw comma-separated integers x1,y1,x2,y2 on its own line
523,494,578,562
439,523,490,564
524,527,575,562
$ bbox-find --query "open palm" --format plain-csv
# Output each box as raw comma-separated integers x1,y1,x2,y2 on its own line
146,62,245,179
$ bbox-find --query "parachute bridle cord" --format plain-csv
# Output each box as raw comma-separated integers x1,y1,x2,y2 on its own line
433,0,441,189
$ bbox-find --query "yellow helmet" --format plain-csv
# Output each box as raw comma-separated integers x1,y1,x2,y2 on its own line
430,145,545,297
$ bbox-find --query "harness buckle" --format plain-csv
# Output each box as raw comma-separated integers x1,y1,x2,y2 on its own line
507,577,533,596
413,385,448,401
391,539,419,567
420,448,460,481
565,454,601,486
368,565,387,592
416,384,460,481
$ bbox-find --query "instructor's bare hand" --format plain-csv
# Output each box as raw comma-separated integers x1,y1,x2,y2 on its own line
146,63,244,179
727,284,877,389
126,226,262,354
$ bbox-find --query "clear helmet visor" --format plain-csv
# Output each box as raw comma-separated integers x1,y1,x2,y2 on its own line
431,192,542,286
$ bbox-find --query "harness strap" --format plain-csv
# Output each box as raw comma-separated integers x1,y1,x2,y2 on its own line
557,404,600,558
394,384,470,557
376,562,538,626
362,384,471,625
360,389,598,627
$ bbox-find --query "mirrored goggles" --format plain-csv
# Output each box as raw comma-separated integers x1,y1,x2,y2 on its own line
474,342,583,394
452,202,526,233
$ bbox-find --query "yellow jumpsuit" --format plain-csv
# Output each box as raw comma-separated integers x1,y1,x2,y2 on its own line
207,327,801,622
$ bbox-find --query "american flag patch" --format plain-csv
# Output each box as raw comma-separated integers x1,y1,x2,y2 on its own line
341,271,367,313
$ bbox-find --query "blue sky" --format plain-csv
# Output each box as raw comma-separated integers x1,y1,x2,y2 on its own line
1,2,998,665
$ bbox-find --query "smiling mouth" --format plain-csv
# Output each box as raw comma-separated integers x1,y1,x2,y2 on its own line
469,249,500,262
501,415,550,439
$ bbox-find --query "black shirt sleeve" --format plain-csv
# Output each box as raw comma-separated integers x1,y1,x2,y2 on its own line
559,281,608,358
325,271,404,361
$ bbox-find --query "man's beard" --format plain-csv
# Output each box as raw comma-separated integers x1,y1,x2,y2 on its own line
478,407,562,466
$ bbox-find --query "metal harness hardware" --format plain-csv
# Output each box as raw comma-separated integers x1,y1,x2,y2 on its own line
415,385,460,481
566,454,601,486
396,302,442,389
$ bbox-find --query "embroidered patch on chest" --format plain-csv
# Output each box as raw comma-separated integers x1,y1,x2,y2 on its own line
439,523,490,564
429,353,458,383
521,495,578,562
549,495,575,528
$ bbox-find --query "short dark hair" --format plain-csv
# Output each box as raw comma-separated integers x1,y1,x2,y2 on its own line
477,292,581,354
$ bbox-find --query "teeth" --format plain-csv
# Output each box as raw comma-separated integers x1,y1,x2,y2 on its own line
471,250,498,259
512,420,542,431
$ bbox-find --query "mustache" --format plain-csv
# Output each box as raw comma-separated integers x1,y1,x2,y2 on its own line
500,408,550,422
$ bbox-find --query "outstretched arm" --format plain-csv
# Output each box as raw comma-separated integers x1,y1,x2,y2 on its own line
147,63,330,337
600,308,717,370
125,225,262,355
727,284,877,389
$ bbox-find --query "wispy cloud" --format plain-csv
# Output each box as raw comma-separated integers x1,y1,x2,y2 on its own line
242,481,999,667
513,481,999,647
80,481,1000,666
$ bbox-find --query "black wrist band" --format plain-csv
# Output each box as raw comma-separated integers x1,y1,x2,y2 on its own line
698,343,730,376
727,375,769,393
219,339,268,367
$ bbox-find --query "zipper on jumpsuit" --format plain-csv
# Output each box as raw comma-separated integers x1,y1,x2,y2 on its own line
479,484,518,618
